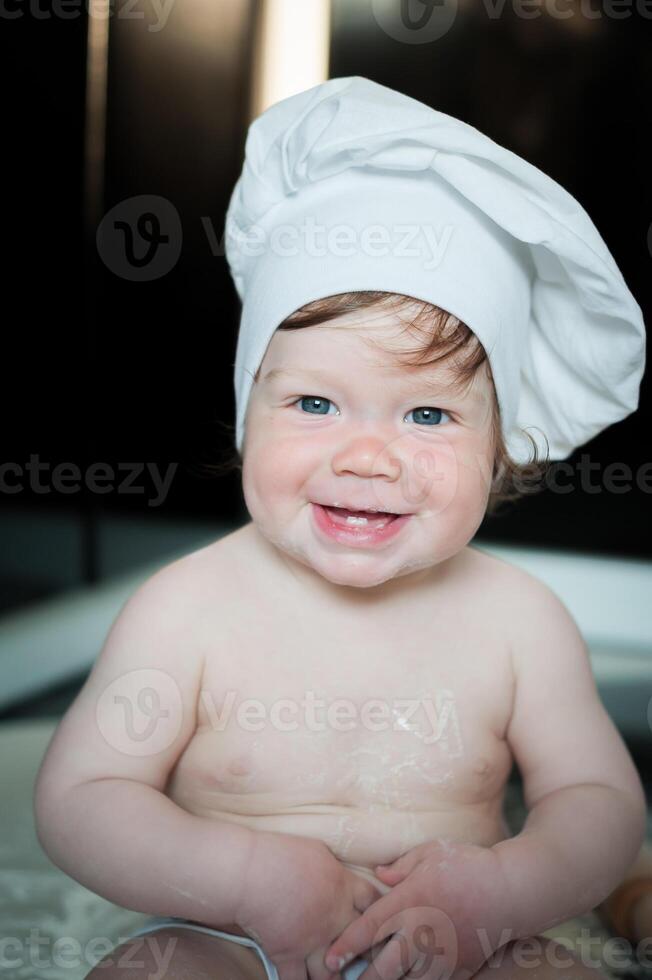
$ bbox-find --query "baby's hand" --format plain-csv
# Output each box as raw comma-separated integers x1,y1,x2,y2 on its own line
234,830,383,980
324,840,510,980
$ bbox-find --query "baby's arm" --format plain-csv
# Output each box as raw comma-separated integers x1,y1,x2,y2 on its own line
491,574,647,940
33,561,255,927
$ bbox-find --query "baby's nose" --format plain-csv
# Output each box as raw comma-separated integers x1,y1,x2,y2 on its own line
331,434,402,481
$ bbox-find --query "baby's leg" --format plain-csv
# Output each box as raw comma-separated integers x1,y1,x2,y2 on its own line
84,926,269,980
596,839,652,942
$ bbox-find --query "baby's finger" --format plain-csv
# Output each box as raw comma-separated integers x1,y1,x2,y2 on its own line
326,896,398,970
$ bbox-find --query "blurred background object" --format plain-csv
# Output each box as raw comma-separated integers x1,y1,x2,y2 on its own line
249,0,331,117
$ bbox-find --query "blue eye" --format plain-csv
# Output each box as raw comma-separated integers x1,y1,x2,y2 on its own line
406,407,451,426
295,396,338,416
292,397,450,426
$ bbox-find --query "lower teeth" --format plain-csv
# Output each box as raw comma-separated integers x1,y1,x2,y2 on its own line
346,516,388,527
326,507,395,528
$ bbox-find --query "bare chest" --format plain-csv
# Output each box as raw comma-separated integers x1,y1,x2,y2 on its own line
166,582,515,825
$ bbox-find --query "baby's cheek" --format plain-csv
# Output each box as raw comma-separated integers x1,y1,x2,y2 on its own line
419,450,490,542
444,440,494,502
246,432,312,497
408,441,459,514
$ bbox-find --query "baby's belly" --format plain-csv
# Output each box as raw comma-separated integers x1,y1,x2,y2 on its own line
169,790,510,864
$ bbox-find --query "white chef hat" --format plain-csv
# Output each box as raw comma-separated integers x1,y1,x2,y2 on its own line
224,75,646,465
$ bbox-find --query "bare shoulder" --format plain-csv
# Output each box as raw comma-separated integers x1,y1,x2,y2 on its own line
466,547,592,709
464,544,563,604
462,545,573,641
149,522,252,603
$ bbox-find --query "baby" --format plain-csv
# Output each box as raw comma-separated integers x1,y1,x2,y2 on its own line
33,77,649,980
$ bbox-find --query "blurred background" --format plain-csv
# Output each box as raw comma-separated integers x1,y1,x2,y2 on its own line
0,2,651,971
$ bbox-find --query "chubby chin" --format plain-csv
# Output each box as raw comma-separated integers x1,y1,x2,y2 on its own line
295,522,440,590
299,551,407,590
244,500,428,590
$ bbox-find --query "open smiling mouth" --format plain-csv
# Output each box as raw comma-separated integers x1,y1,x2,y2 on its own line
320,505,400,527
310,503,413,546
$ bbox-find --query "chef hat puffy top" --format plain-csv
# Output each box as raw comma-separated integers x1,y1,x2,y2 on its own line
224,75,646,465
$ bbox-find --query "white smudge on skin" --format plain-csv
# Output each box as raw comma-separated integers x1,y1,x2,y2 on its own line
432,689,465,757
161,882,210,907
399,810,419,851
297,770,327,786
331,814,357,857
344,731,456,812
431,836,457,871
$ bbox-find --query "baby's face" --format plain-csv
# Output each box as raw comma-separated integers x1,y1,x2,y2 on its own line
241,305,496,594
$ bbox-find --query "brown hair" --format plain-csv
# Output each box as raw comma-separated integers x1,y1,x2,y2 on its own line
204,291,552,517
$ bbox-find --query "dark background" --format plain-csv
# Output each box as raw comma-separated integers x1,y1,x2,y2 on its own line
1,0,650,608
